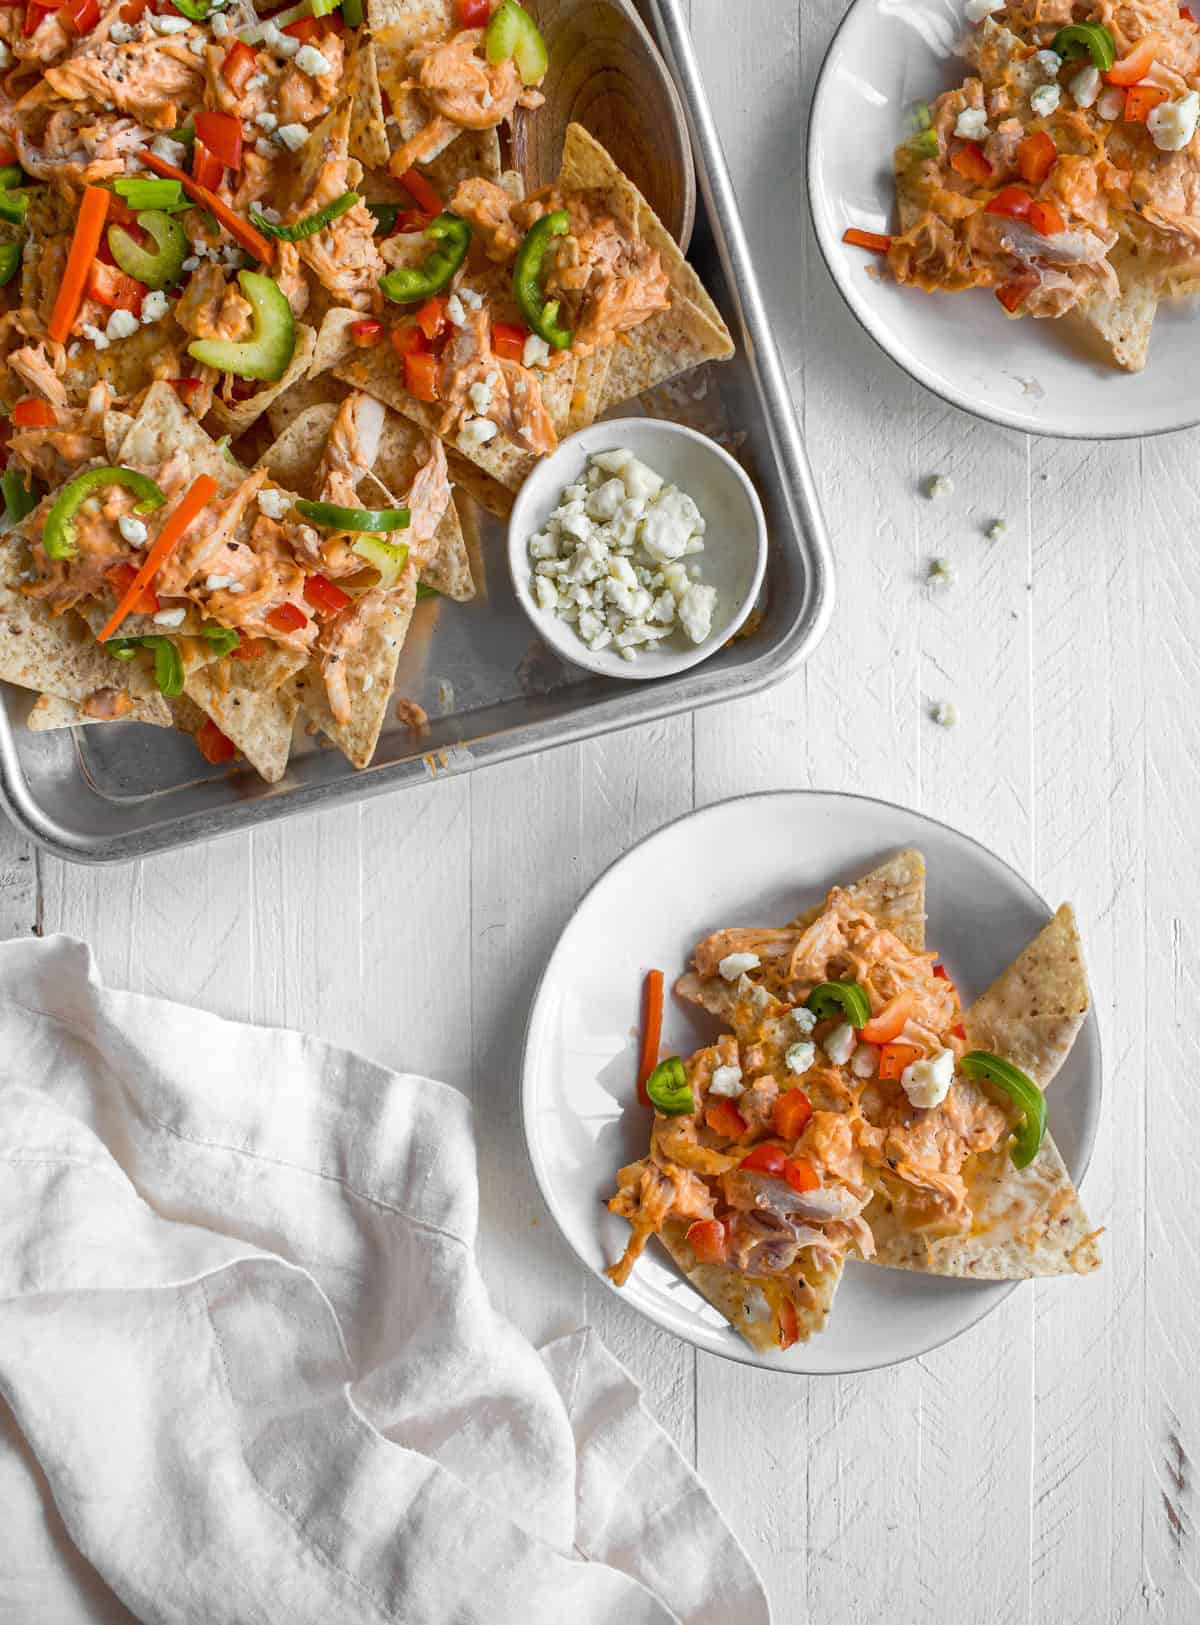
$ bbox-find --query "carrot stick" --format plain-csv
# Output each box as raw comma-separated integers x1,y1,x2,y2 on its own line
842,227,892,254
636,969,664,1106
395,165,443,216
47,185,111,345
139,151,274,264
97,474,219,641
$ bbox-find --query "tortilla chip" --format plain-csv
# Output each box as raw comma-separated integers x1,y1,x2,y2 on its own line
206,324,318,438
184,657,301,784
421,494,475,600
349,39,391,169
963,904,1090,1090
267,371,350,439
103,410,135,463
0,568,172,725
788,848,926,948
868,906,1099,1280
556,124,734,412
288,569,418,768
444,448,514,518
24,689,171,731
309,306,361,380
120,382,246,494
659,1219,839,1350
566,349,613,432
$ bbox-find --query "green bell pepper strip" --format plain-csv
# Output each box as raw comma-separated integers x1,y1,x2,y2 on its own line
959,1051,1047,1169
43,467,166,563
485,0,548,86
0,166,22,192
0,240,21,288
112,177,187,213
379,212,471,304
108,211,188,290
909,127,940,158
0,190,28,227
251,191,359,243
645,1056,694,1116
169,0,227,17
197,624,241,656
513,210,573,350
1050,22,1115,70
1,468,37,524
294,498,411,532
367,202,398,235
352,535,410,587
187,270,296,382
104,635,184,697
804,979,872,1029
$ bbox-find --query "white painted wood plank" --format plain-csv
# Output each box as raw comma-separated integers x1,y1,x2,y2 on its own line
0,820,37,940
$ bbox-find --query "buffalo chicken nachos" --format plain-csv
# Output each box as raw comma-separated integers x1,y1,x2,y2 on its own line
606,851,1101,1353
0,0,733,777
846,0,1200,369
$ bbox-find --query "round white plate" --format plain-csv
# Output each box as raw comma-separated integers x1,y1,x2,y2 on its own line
807,0,1199,438
521,791,1102,1374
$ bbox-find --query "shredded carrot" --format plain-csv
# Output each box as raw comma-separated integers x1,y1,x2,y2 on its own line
47,185,110,345
97,475,219,641
140,151,274,264
842,226,892,253
636,969,665,1106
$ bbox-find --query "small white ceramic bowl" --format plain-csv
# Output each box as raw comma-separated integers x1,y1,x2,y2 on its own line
506,418,768,681
808,0,1200,439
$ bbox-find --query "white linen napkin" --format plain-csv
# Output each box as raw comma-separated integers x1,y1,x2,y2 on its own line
0,936,767,1625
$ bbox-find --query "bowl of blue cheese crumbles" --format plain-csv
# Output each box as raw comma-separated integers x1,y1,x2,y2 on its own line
507,419,768,682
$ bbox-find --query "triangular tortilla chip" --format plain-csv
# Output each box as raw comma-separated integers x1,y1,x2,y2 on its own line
287,569,418,768
120,382,245,494
868,906,1099,1279
964,904,1089,1090
349,39,391,169
206,325,317,439
659,1218,840,1350
555,125,734,413
184,657,302,784
24,689,172,730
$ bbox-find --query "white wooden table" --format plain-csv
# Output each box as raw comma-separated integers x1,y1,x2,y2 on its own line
1,3,1189,1619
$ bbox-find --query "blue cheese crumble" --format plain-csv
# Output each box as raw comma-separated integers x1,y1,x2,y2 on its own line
527,449,717,660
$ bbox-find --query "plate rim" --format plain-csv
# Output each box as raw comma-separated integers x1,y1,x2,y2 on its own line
804,0,1200,443
519,786,1104,1375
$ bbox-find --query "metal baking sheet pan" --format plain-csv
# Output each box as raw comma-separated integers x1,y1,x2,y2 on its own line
0,0,834,864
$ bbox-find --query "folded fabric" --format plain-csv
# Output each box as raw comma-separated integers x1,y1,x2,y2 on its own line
0,936,768,1625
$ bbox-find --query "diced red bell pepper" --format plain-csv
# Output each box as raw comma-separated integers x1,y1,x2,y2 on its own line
282,14,320,39
118,0,149,21
1029,199,1066,237
169,377,204,403
221,40,258,96
393,209,434,234
985,185,1033,220
878,1042,924,1082
995,279,1034,314
951,1022,967,1040
196,718,237,764
266,602,309,634
1123,83,1168,121
950,140,993,184
778,1298,800,1350
191,140,224,193
773,1088,813,1141
105,194,140,230
24,1,61,37
62,0,99,34
415,295,447,341
704,1096,746,1140
104,562,159,616
303,572,352,617
195,110,243,173
350,319,385,347
404,351,439,403
932,963,948,980
456,0,492,23
739,1143,788,1177
783,1156,819,1195
86,258,145,314
685,1218,728,1266
11,397,57,428
0,145,16,169
391,323,428,358
492,320,529,362
397,166,443,217
231,636,268,660
1017,130,1057,186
